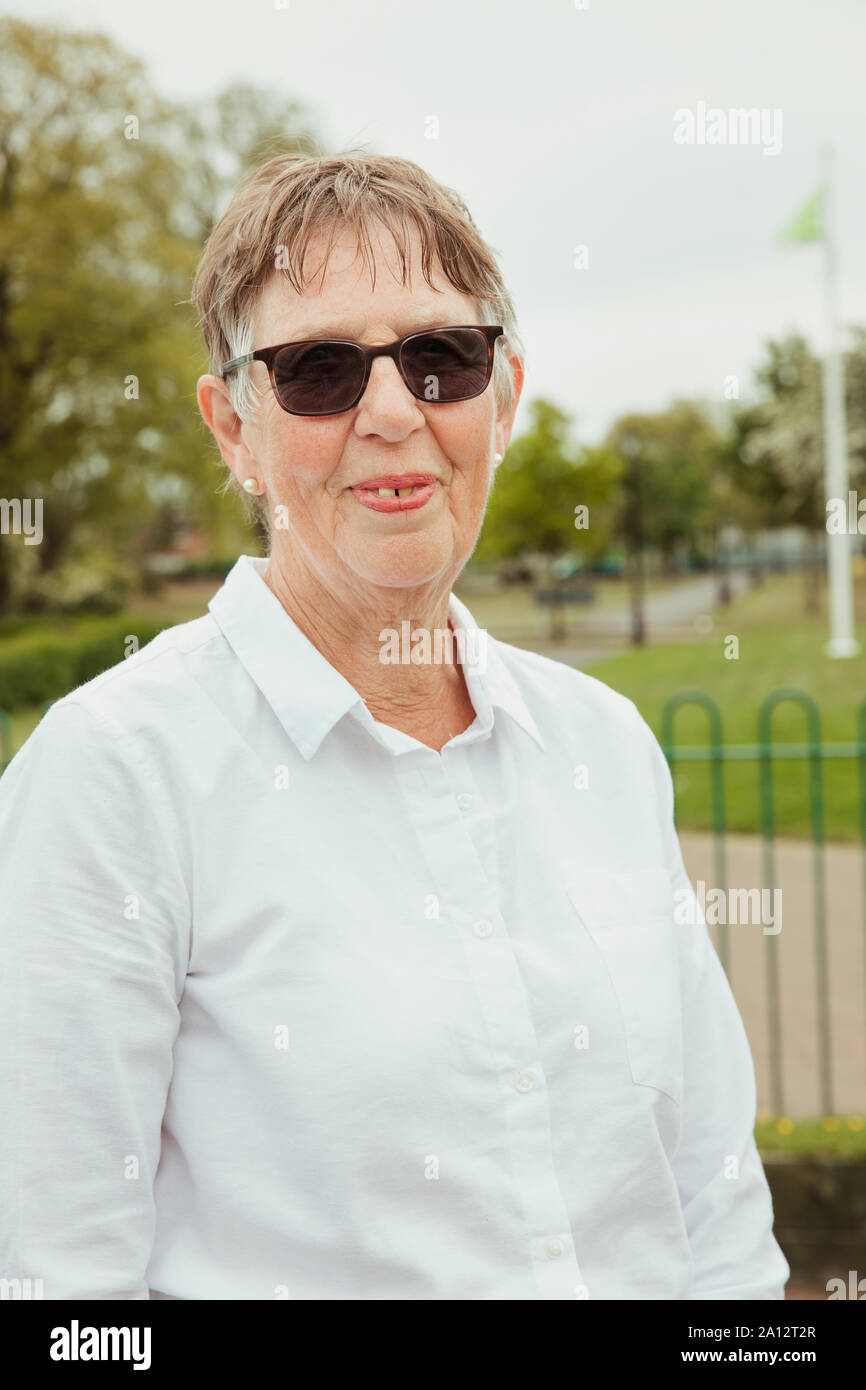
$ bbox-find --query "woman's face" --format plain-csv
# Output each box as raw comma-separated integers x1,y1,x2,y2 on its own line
227,221,522,602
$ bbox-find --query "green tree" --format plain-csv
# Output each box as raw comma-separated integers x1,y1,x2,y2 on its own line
606,403,724,642
607,403,721,569
0,19,319,613
476,398,621,637
732,331,866,611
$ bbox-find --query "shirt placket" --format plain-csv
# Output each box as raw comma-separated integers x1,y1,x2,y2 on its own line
396,741,587,1300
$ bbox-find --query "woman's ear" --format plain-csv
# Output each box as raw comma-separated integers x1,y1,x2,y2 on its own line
197,375,258,488
494,351,524,462
198,375,242,450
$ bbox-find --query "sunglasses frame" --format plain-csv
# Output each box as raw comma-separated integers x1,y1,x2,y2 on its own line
221,324,504,417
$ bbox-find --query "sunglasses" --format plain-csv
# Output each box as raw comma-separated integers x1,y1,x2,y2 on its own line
221,324,504,417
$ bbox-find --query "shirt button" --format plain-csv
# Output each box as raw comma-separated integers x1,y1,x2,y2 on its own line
456,792,474,810
474,919,493,938
515,1072,534,1094
545,1237,565,1259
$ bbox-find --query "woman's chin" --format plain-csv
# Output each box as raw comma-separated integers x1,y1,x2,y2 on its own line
343,534,458,592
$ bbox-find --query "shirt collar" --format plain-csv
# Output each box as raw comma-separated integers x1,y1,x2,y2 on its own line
208,554,545,759
446,590,545,751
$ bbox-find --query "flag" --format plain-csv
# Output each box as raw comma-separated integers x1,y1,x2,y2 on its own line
778,186,824,245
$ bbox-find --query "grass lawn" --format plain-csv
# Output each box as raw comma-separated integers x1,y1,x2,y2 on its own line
755,1113,866,1157
580,573,866,842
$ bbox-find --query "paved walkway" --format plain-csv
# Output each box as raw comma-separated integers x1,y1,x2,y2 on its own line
678,831,866,1117
578,569,752,637
526,569,754,667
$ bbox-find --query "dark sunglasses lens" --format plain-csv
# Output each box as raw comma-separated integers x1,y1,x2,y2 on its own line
401,329,491,402
272,342,364,415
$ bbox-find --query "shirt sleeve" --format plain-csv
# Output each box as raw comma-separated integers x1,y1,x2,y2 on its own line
0,696,190,1299
644,719,791,1300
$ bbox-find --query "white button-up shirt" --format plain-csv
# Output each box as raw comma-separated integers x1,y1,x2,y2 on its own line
0,554,789,1300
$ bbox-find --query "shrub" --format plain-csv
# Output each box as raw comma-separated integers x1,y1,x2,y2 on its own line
0,619,166,708
23,552,137,616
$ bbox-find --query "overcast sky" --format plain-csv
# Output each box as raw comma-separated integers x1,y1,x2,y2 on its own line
7,0,866,441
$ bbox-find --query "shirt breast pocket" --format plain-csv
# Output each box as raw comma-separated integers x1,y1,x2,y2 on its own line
565,868,683,1106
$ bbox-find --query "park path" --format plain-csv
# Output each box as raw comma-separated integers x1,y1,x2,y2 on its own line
527,568,753,667
678,830,866,1117
578,568,752,636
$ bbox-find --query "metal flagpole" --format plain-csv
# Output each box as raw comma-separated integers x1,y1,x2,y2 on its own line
820,143,860,658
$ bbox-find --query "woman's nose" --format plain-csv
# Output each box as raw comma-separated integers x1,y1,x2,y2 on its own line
355,355,423,423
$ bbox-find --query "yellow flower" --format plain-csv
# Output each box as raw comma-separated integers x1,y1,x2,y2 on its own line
846,1115,864,1132
775,1116,794,1134
822,1116,841,1132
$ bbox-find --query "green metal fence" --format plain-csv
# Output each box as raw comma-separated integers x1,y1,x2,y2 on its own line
661,686,866,1118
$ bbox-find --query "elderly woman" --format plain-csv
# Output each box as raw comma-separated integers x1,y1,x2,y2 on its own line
0,152,788,1301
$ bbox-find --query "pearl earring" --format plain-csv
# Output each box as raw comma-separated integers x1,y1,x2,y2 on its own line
242,478,263,495
494,452,503,464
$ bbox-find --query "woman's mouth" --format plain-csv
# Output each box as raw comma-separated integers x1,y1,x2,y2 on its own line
351,475,436,513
